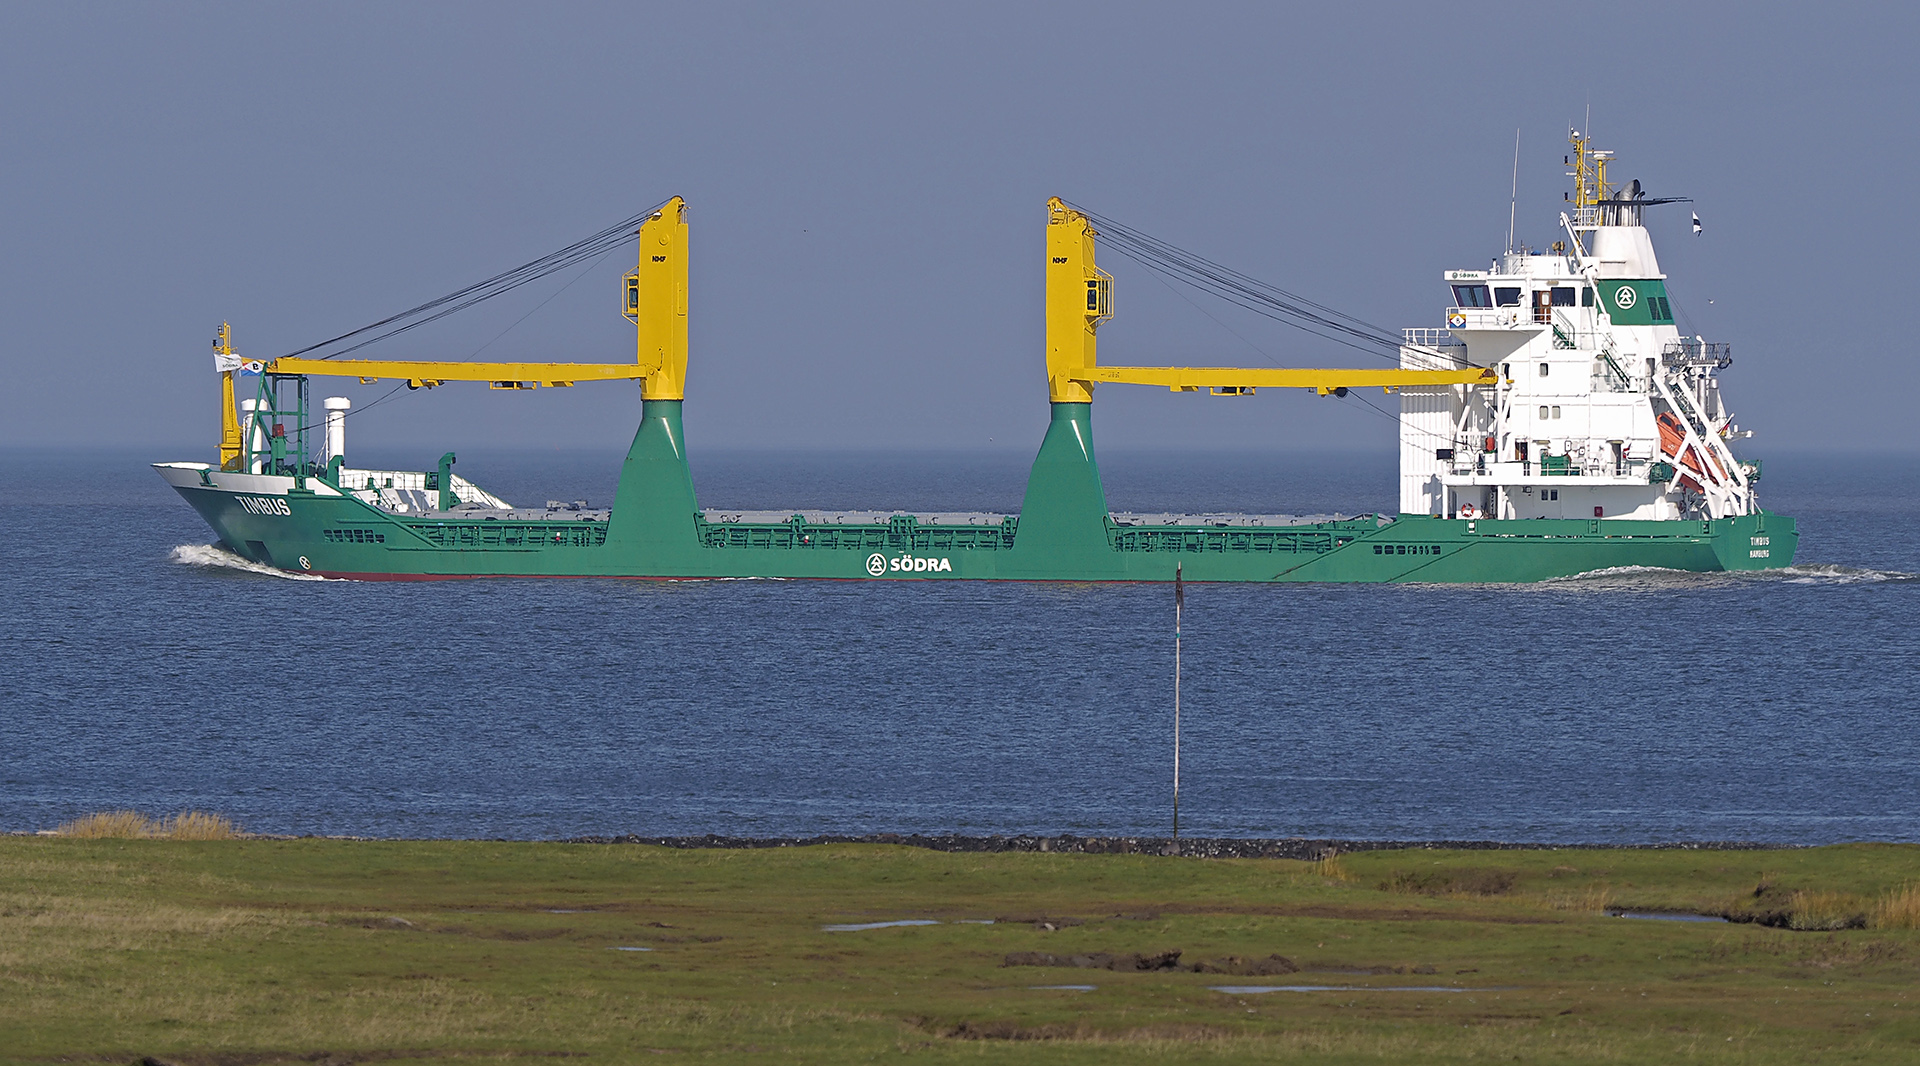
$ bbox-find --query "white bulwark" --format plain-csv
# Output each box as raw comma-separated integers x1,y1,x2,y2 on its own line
1397,134,1757,522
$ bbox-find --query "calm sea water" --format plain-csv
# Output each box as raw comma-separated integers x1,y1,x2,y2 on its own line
2,447,1916,844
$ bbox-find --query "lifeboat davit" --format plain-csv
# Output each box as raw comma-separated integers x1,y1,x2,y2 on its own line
1656,411,1722,492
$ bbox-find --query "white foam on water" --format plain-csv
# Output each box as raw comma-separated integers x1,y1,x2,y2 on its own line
1558,564,1691,580
1770,563,1916,585
1534,561,1918,591
169,544,334,580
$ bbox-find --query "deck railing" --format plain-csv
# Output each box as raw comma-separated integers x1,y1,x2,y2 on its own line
1662,338,1733,369
1402,328,1465,349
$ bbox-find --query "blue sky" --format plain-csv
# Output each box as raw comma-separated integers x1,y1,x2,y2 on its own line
3,2,1911,455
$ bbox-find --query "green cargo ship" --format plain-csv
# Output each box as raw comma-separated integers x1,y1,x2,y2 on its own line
156,136,1795,581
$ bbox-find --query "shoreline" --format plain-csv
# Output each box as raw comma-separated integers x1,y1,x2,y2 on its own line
10,829,1815,852
560,833,1793,856
13,828,1798,854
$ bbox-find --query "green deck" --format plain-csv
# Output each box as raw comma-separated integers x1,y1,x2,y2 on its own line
166,400,1797,582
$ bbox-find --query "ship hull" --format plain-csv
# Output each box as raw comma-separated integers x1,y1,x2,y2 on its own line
163,485,1797,583
156,401,1796,583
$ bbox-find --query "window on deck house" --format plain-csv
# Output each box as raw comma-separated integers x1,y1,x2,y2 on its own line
1451,284,1492,308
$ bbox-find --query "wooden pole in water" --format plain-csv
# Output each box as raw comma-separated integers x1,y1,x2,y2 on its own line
1173,564,1183,842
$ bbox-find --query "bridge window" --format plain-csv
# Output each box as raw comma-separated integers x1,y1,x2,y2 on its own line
1451,284,1492,307
1494,287,1522,307
1551,287,1575,306
1582,288,1595,307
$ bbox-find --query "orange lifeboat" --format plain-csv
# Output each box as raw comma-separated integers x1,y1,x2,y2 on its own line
1656,412,1722,492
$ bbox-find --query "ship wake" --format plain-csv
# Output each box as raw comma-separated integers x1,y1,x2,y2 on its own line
1544,562,1915,590
169,544,335,581
1770,563,1917,585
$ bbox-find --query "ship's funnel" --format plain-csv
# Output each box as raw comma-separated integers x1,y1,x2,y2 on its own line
323,396,351,466
240,398,266,474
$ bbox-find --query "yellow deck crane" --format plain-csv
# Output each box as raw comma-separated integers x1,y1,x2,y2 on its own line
1042,197,1495,400
213,199,690,467
265,196,686,392
212,195,1491,470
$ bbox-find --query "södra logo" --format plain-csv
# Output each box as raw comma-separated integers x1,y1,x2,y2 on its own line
866,552,952,576
236,495,291,516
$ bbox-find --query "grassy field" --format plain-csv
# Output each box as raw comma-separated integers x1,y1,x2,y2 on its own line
5,837,1920,1063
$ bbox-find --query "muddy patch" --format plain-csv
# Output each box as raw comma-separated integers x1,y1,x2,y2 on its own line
1124,901,1558,924
1721,882,1870,930
934,1019,1232,1042
1210,984,1478,994
427,924,576,941
133,1052,587,1066
1005,950,1301,975
1004,950,1185,972
1189,954,1301,975
1304,962,1440,975
996,915,1085,930
1381,867,1520,897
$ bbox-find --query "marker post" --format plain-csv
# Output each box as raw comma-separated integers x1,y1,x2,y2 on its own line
1173,564,1183,843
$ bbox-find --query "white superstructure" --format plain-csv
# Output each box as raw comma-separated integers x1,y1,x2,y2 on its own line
1397,134,1757,521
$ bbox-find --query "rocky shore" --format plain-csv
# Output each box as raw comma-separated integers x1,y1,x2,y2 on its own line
559,833,1784,857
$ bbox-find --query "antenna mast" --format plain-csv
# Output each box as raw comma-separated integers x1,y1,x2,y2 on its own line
1507,129,1521,253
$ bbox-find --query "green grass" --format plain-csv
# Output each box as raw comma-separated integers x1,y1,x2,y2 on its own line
5,838,1920,1063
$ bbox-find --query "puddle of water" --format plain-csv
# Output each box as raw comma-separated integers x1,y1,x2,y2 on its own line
609,946,653,952
1030,984,1096,991
545,909,587,914
822,919,941,932
1212,985,1478,994
1611,911,1727,923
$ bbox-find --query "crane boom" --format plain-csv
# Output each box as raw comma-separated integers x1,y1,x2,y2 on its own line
1081,363,1494,394
1043,197,1494,398
263,358,652,387
239,197,1489,427
261,198,688,393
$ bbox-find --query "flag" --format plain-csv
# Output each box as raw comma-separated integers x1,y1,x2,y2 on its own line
1692,213,1702,235
1174,564,1184,610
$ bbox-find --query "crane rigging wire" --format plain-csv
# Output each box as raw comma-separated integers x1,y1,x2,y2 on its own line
256,257,618,442
1064,202,1410,363
1069,202,1477,453
282,199,671,361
